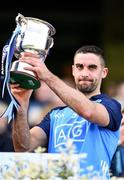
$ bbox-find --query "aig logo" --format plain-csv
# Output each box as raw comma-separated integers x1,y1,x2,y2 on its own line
54,121,88,148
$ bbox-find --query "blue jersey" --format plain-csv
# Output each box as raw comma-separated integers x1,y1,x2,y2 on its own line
37,94,122,179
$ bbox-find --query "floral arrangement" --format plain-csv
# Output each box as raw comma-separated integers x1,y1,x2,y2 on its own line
1,139,81,180
1,139,122,180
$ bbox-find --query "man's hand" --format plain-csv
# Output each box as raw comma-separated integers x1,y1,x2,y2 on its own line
19,52,50,81
10,84,33,110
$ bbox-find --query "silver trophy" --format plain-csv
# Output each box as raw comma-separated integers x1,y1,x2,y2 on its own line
10,13,56,89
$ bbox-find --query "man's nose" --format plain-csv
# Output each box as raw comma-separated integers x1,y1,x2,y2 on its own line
81,68,89,77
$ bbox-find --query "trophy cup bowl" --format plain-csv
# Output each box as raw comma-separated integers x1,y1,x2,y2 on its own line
10,13,56,89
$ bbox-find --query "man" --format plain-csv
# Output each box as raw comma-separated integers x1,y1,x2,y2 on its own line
11,45,122,179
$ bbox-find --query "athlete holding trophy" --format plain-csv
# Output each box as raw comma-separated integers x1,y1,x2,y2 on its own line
1,13,56,121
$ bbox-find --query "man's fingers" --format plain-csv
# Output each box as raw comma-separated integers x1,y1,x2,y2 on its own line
20,52,40,58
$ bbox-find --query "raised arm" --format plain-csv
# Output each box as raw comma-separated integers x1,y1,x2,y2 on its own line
12,108,47,152
11,84,47,152
20,52,110,127
39,74,110,127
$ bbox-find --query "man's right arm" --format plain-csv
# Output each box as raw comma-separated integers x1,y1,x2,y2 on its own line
10,83,48,152
12,107,48,152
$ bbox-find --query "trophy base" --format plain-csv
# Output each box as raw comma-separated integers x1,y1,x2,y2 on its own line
10,71,41,89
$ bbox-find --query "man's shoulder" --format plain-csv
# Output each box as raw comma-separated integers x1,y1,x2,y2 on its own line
91,93,121,106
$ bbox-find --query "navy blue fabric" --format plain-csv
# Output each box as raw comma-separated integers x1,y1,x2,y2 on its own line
110,145,124,177
90,94,122,131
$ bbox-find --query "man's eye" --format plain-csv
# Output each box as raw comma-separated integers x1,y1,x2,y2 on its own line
89,65,97,70
76,64,83,70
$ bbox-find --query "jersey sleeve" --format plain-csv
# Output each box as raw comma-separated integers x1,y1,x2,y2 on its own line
36,106,65,138
36,111,51,137
101,98,122,131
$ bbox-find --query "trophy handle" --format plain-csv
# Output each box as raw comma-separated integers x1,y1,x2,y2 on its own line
46,37,54,50
16,13,27,26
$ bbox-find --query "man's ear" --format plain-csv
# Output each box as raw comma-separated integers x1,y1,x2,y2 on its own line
102,67,108,79
72,65,75,77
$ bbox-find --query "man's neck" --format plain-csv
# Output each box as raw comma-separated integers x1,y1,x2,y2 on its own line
84,91,101,99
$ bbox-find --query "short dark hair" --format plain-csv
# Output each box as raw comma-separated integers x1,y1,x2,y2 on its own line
74,45,106,66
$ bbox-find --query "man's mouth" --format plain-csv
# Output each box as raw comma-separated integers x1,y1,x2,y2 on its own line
79,79,92,83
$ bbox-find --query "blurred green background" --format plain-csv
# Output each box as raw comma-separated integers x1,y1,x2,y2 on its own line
0,0,124,97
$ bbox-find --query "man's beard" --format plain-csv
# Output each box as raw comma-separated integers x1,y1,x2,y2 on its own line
76,80,98,94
